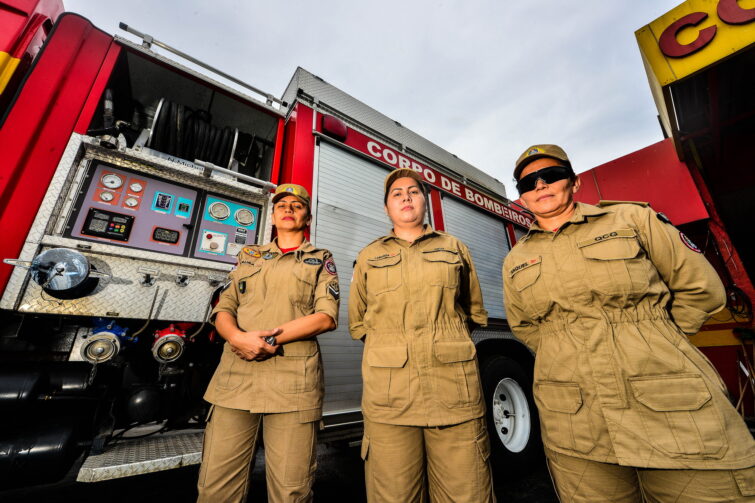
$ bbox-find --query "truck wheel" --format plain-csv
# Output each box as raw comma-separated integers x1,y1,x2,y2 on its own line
480,355,542,475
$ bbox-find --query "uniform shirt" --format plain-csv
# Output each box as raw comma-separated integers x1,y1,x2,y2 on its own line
349,226,488,427
205,239,340,421
503,201,755,470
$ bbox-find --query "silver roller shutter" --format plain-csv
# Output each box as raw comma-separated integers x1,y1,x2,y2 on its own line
441,195,510,320
312,141,394,415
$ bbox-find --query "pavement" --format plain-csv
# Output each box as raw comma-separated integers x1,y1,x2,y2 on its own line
3,444,558,502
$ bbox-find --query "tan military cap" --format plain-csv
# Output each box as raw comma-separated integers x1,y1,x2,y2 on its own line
514,144,571,180
272,183,311,207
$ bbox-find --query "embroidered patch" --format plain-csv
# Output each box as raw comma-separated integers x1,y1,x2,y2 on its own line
304,257,323,265
656,212,672,225
239,280,247,294
680,232,702,253
244,247,261,258
327,281,340,300
324,257,337,275
263,252,278,260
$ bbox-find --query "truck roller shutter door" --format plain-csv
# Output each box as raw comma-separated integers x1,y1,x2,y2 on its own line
313,141,393,414
442,196,510,320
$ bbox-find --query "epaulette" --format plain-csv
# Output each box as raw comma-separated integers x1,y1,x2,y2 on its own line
597,200,650,207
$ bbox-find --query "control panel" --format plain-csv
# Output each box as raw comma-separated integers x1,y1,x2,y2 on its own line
65,161,262,263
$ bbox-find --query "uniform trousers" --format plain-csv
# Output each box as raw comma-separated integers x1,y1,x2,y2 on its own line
362,417,495,503
546,447,755,503
196,405,318,503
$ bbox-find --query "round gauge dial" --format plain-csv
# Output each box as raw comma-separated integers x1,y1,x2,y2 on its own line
100,173,123,189
99,191,114,202
209,202,230,220
124,197,139,208
129,182,143,193
235,208,255,226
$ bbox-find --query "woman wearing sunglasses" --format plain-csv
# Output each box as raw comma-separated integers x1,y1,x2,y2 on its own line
197,184,340,503
502,144,755,502
349,168,495,502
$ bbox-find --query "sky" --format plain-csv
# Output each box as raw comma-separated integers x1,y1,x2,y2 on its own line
68,0,681,199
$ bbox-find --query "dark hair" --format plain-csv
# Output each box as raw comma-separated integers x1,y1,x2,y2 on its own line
384,179,428,204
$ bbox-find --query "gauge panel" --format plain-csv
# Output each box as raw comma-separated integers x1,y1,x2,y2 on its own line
66,161,262,263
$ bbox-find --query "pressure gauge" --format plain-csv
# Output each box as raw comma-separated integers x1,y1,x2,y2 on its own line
99,191,114,202
100,173,123,189
124,197,139,208
209,202,230,220
234,208,255,226
129,182,143,193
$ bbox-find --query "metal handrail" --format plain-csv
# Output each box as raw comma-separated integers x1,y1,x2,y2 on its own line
118,22,287,108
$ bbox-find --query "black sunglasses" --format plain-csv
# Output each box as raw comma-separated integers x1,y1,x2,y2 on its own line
516,166,573,194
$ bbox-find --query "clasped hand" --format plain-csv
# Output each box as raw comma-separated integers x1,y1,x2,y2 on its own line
229,328,281,361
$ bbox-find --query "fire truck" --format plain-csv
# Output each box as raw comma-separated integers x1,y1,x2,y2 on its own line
0,0,539,490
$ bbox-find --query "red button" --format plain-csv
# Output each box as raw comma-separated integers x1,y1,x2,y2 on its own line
206,233,213,239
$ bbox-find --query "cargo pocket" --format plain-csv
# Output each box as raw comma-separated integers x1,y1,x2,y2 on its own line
278,341,319,394
233,263,263,300
577,229,648,296
734,466,755,497
364,345,409,408
366,253,402,295
509,257,551,319
628,374,725,457
432,341,481,408
422,248,461,288
535,381,595,454
214,344,245,390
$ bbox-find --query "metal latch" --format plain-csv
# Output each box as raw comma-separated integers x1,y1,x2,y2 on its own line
175,269,195,287
208,274,226,288
137,266,160,287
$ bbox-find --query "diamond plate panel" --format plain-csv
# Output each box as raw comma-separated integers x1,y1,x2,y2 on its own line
76,431,204,483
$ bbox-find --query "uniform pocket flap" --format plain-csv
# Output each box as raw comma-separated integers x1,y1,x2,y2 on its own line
367,253,401,268
629,374,711,411
232,263,262,280
509,257,542,291
433,341,476,363
281,341,318,357
577,229,640,260
537,381,583,414
366,345,408,367
422,248,461,264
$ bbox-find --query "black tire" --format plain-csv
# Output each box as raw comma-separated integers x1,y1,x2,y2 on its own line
480,355,542,476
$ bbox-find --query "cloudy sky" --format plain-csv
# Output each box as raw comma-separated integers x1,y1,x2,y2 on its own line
68,0,679,198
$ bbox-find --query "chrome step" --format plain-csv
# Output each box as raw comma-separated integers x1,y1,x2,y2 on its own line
76,430,203,483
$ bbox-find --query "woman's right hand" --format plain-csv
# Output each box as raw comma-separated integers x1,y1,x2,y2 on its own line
228,328,281,361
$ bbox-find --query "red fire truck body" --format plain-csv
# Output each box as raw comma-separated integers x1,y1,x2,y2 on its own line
0,2,540,489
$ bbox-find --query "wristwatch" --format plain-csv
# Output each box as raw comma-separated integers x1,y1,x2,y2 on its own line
264,335,277,345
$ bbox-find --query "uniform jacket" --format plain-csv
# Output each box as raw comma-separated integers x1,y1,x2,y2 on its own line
349,226,488,427
205,239,340,421
503,201,755,469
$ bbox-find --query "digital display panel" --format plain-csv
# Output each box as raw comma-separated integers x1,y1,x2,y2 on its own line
152,227,180,244
81,208,134,242
178,202,190,213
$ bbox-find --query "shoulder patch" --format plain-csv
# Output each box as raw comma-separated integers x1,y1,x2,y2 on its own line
243,246,261,258
598,200,649,208
324,257,337,275
679,232,702,253
327,280,340,300
262,251,278,260
303,257,323,265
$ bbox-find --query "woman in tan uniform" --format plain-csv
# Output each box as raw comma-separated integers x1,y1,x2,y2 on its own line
503,144,755,502
349,168,495,503
196,184,340,503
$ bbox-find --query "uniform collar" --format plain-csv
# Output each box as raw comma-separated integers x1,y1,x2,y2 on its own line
521,202,607,241
266,238,317,261
382,224,438,244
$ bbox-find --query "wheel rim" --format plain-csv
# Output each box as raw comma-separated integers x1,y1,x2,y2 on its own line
492,377,531,453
